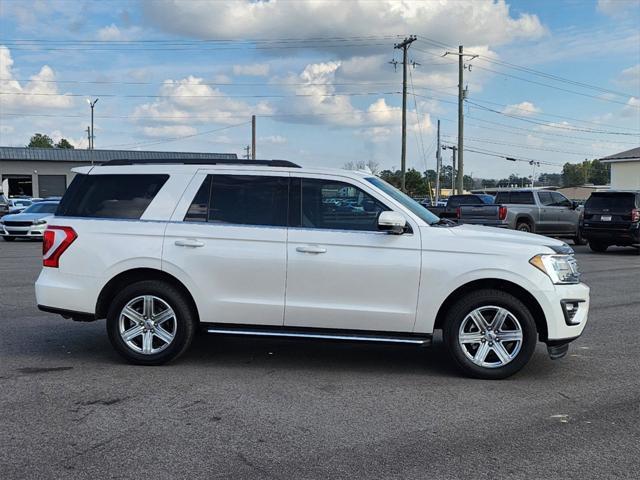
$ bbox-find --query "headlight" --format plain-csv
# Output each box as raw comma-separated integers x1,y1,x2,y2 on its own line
34,219,47,225
530,254,580,284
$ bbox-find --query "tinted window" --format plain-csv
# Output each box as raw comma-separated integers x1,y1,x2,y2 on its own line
57,174,168,219
365,177,439,224
294,178,387,231
510,191,535,205
447,195,483,207
494,192,509,204
23,202,59,214
550,192,572,207
585,192,637,211
185,175,288,227
538,191,554,206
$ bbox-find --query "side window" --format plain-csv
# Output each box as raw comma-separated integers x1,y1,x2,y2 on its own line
184,175,288,227
494,192,510,204
510,191,535,205
538,191,554,206
551,192,571,207
57,174,169,219
295,178,388,231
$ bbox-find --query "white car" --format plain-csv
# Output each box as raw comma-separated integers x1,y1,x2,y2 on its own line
35,159,589,379
1,201,59,241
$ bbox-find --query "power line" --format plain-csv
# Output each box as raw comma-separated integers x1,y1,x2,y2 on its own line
102,121,251,149
443,134,605,157
0,90,401,99
466,100,640,136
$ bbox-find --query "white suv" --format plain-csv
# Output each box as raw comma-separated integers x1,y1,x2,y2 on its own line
35,159,589,379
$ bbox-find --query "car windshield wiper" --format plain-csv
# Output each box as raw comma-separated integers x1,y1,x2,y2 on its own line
430,218,458,227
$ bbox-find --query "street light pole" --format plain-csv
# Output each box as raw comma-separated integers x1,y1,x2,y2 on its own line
87,98,99,151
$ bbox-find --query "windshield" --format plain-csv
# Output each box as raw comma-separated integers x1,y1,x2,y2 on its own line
23,203,58,214
365,177,440,225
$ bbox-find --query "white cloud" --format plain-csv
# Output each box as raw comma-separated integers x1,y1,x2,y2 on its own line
597,0,638,17
143,0,546,52
97,23,141,41
616,64,640,91
132,75,273,126
502,101,541,117
142,125,198,138
259,135,287,144
621,96,640,117
233,63,270,77
0,46,74,110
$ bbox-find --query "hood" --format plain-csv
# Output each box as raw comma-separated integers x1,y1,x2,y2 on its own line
449,224,570,253
2,212,53,222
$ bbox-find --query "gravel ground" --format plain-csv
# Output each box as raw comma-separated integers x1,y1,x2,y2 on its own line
0,240,638,479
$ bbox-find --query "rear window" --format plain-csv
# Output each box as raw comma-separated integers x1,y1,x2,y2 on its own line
585,193,637,211
57,174,168,219
447,195,485,207
495,191,535,205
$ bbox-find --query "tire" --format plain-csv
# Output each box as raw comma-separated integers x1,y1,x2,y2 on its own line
589,241,608,253
106,280,196,365
573,230,587,246
516,221,532,233
442,289,538,380
2,236,15,242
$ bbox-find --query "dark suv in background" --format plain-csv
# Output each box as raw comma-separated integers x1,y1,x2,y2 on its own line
581,191,640,254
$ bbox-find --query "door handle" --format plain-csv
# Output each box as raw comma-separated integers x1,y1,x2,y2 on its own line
175,239,205,248
296,245,327,254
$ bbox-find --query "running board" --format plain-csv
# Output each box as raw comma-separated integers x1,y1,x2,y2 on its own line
205,326,432,346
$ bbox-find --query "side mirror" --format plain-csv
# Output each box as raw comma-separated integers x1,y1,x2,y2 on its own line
378,211,407,234
571,201,579,210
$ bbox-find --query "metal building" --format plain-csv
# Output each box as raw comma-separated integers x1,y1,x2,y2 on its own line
0,147,237,198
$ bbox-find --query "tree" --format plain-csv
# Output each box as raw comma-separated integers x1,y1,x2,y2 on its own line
27,133,54,148
55,138,74,149
587,160,610,185
343,159,380,175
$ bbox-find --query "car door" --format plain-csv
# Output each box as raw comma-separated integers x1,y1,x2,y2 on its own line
551,192,578,234
536,191,557,233
284,175,422,333
163,171,289,326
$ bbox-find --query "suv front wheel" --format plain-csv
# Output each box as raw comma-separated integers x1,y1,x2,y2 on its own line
443,289,537,379
106,280,196,365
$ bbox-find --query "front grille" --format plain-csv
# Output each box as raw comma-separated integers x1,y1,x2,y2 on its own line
5,231,27,235
3,221,32,227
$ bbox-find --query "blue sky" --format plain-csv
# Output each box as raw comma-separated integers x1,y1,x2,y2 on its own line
1,0,638,179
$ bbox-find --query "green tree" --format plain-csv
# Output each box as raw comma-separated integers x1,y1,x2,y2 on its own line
55,138,74,149
27,133,54,148
587,160,610,185
562,162,586,187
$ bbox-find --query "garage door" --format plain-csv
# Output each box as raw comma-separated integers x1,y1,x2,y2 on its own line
38,175,67,197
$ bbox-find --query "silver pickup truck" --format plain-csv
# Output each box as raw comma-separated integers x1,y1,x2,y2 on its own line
458,189,585,244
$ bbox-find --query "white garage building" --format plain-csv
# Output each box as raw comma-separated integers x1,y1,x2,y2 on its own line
0,147,237,198
601,147,640,190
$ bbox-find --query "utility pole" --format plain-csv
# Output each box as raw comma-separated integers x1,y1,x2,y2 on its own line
251,115,256,160
435,120,441,203
87,98,99,150
443,46,477,194
244,145,251,160
86,127,91,150
392,35,417,193
442,145,457,196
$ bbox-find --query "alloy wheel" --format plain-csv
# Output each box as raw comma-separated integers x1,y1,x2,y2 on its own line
118,295,177,355
458,305,523,369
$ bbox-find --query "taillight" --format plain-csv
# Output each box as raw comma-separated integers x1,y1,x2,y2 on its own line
498,206,508,221
43,226,77,268
456,207,461,219
632,208,640,223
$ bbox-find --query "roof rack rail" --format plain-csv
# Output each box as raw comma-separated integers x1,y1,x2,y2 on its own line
101,158,301,168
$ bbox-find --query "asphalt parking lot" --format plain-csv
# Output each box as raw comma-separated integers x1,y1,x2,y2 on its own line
0,240,638,479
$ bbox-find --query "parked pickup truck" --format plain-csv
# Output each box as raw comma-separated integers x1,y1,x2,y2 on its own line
457,189,585,245
425,194,494,219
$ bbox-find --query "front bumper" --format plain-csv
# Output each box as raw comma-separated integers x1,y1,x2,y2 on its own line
0,223,46,238
539,282,590,343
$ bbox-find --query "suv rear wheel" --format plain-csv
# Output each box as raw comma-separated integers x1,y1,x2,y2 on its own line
106,280,196,365
443,289,537,379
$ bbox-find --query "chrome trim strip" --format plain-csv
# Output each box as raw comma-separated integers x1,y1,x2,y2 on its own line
206,328,430,344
